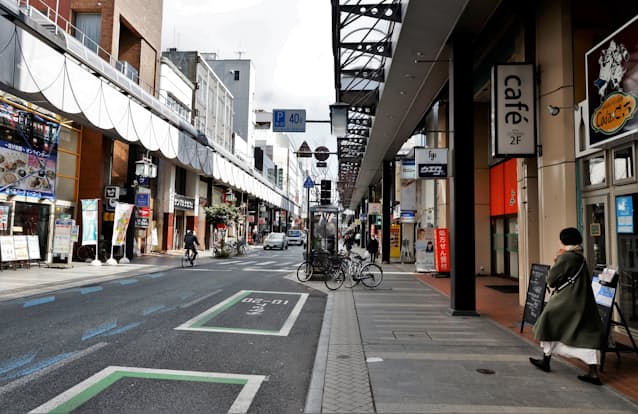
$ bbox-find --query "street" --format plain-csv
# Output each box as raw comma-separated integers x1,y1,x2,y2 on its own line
0,246,323,413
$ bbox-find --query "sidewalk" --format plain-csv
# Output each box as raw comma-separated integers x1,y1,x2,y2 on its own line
302,254,638,413
2,250,638,412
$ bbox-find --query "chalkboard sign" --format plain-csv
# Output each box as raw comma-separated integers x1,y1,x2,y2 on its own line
521,264,550,332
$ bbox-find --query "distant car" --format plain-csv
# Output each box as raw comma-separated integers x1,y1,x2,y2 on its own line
287,229,305,245
263,232,288,250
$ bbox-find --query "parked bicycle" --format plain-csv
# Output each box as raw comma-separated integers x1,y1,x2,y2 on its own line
323,254,348,291
181,248,197,267
296,249,334,282
76,239,110,262
343,253,383,288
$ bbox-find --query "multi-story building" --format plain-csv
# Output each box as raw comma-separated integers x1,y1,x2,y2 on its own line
204,57,256,163
331,1,638,332
0,0,298,265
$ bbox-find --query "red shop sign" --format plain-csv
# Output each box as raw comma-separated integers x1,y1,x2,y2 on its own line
434,228,450,273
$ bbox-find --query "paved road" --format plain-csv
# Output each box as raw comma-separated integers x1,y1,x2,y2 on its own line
0,246,323,413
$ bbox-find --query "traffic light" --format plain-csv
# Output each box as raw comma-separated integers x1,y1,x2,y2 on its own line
320,180,331,205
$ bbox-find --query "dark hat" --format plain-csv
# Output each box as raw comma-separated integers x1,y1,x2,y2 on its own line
559,227,582,245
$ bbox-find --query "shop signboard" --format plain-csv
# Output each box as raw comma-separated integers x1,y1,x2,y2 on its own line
415,227,436,273
586,15,638,148
13,235,28,260
491,63,536,157
174,194,195,211
0,204,9,232
390,224,400,258
112,202,134,246
27,235,40,260
415,148,449,178
81,199,99,246
0,235,15,261
616,195,633,234
53,218,73,255
136,207,151,218
135,193,150,207
0,101,59,199
434,228,450,273
134,217,149,228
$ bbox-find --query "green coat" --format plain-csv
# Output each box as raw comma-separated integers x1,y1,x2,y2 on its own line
533,249,605,349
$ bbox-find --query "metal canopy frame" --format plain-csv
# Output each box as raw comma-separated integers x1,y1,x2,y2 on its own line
331,0,401,207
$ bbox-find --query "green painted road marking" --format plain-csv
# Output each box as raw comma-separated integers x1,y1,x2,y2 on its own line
29,366,265,414
191,291,253,329
175,290,309,336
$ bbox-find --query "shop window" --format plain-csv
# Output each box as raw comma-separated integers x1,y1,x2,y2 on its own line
582,153,607,188
56,176,76,201
613,145,635,183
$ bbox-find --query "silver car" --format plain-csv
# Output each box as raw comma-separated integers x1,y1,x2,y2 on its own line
286,229,305,245
263,232,288,250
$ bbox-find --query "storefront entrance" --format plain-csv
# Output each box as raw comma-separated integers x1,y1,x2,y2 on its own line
491,216,519,278
13,202,50,260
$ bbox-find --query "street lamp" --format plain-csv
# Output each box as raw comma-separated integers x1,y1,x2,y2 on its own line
329,102,349,136
135,156,157,178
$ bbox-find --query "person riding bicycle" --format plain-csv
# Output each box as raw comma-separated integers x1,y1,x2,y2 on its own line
183,230,199,261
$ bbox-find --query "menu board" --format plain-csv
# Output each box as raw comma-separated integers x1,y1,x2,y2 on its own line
0,235,15,261
13,235,28,260
521,264,550,332
27,235,40,260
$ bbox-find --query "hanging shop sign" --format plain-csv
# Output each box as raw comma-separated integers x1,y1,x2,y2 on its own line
491,63,536,157
0,101,59,198
586,15,638,148
174,194,195,211
415,148,448,178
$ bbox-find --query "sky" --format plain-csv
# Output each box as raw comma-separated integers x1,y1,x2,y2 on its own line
161,0,338,179
161,0,335,121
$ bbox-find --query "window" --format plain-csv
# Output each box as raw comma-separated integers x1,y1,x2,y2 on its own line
234,70,240,81
175,166,187,195
583,153,607,188
613,145,634,183
74,13,101,53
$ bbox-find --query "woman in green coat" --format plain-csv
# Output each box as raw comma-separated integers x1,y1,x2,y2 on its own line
530,227,605,385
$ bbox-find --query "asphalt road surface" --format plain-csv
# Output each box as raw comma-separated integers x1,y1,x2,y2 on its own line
0,245,324,413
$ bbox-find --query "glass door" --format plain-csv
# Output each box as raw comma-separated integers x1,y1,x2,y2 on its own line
583,197,607,269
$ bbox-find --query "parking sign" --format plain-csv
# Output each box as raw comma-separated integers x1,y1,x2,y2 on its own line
272,109,306,132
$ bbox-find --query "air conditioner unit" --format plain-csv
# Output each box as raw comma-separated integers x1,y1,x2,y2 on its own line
116,60,139,83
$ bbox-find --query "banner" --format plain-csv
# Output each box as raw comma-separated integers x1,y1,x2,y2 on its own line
112,202,134,246
434,228,450,273
0,101,60,199
81,199,99,246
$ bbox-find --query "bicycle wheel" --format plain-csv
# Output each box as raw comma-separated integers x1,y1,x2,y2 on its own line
296,261,313,282
77,245,93,261
181,253,187,268
360,263,383,288
324,269,345,290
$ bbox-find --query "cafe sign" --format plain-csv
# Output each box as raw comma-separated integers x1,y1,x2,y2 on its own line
586,15,638,147
491,63,536,157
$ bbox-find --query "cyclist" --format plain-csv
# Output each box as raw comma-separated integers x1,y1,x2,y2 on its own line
183,229,200,263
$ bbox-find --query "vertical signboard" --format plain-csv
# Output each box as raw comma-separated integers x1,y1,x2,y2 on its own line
434,228,450,273
586,15,638,148
491,63,536,157
616,195,634,233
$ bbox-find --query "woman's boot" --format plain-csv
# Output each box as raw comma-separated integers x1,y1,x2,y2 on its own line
529,355,551,372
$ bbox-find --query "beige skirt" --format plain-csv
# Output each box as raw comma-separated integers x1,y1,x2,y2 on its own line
541,341,600,365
